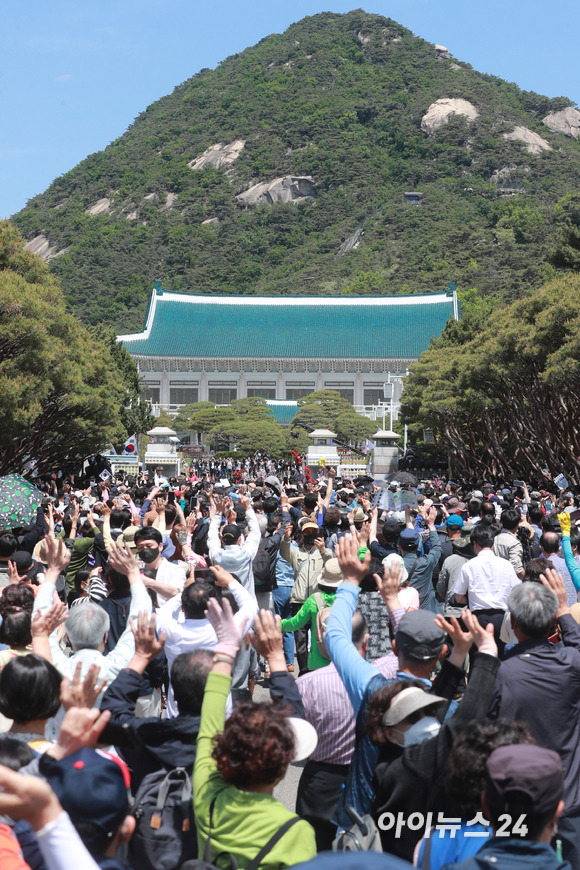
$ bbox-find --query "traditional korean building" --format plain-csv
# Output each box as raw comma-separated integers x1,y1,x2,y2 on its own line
118,284,459,419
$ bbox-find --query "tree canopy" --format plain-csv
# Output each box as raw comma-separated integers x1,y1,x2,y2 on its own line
0,221,128,476
401,274,580,483
291,389,375,445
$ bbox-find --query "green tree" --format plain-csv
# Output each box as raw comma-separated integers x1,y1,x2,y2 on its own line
334,412,376,443
0,221,126,476
401,272,580,483
219,419,285,455
189,407,237,433
230,396,274,421
90,324,154,445
298,390,354,420
550,193,580,271
172,401,215,429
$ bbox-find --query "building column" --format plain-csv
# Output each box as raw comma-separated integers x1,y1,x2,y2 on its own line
160,372,170,407
199,372,208,402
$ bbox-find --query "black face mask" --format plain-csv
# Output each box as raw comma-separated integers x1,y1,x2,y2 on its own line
139,547,159,564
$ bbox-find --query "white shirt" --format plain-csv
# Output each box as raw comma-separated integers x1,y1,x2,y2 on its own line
33,579,152,695
151,557,187,603
454,548,520,611
155,579,258,717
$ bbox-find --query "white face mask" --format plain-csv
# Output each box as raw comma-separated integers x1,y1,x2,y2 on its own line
394,716,441,747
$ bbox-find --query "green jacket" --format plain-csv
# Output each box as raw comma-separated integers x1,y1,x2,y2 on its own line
193,671,316,868
281,590,336,670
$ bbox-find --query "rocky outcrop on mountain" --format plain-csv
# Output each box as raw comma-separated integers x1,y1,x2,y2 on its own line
85,198,112,216
237,176,316,205
542,107,580,139
421,98,478,133
24,235,65,262
503,126,552,154
188,140,245,171
338,227,363,255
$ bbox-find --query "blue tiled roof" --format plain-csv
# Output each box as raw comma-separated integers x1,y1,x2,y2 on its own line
266,402,298,425
119,290,458,359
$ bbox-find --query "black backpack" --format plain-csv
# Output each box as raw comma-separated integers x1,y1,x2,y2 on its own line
181,797,301,870
252,537,274,591
130,766,197,870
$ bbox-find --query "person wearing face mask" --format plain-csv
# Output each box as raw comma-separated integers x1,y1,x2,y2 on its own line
133,527,187,605
280,518,335,676
369,609,499,862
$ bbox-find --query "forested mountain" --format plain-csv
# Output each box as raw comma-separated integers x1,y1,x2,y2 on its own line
13,9,580,331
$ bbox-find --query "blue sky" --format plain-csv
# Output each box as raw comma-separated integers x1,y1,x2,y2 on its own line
2,1,579,218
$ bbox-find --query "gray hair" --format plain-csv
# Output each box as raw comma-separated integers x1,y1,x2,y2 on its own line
256,514,268,537
508,583,558,638
65,603,110,650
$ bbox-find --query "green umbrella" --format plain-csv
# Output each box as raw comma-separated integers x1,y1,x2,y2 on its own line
0,474,46,531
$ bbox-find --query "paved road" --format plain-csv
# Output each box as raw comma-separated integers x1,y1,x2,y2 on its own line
253,675,304,812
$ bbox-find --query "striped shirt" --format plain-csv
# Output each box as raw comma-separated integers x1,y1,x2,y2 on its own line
296,656,398,765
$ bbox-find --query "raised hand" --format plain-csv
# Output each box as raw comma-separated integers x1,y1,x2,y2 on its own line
107,540,139,582
60,661,107,711
462,609,498,657
248,610,286,671
540,567,569,618
374,557,404,605
130,610,166,661
43,534,71,575
7,560,26,585
47,707,112,761
336,531,370,586
210,564,237,587
434,613,472,666
0,765,62,830
206,597,244,659
31,601,68,637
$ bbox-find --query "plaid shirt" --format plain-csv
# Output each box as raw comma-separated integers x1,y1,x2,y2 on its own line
296,656,397,765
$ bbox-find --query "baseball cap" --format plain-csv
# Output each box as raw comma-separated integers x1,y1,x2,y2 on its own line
41,748,130,838
395,610,446,661
472,490,484,499
398,528,419,548
381,686,446,727
446,515,464,529
485,745,564,816
300,520,319,535
383,517,403,537
222,524,242,544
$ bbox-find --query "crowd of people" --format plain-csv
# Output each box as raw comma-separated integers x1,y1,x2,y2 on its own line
0,463,579,870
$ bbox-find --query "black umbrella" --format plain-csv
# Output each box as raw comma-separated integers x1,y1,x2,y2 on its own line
389,471,418,486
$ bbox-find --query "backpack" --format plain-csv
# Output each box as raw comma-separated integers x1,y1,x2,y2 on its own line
313,592,333,661
182,797,301,870
130,767,197,870
332,805,383,852
252,537,273,590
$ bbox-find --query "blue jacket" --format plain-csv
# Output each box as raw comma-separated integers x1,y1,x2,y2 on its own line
440,837,571,870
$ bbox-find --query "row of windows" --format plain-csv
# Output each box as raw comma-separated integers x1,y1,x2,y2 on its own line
143,387,384,405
